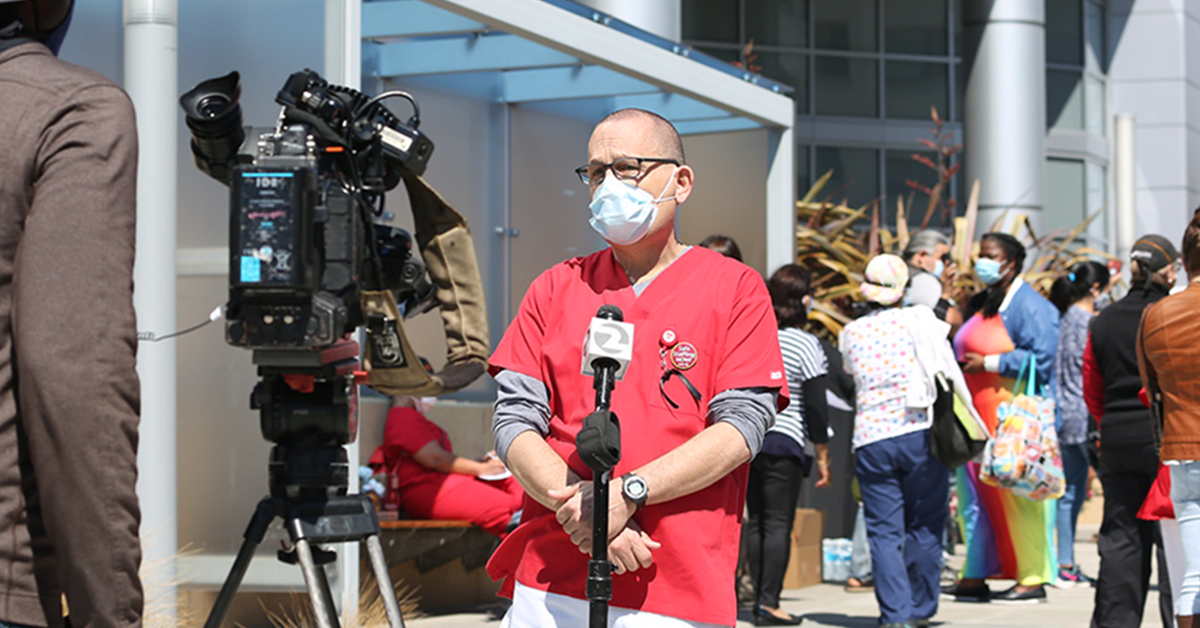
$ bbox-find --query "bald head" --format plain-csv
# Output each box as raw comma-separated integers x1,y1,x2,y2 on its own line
595,108,686,164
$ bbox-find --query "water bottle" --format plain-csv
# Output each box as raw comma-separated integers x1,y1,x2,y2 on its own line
837,539,853,581
821,539,835,581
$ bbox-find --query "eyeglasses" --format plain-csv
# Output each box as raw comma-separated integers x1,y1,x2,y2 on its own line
574,157,680,186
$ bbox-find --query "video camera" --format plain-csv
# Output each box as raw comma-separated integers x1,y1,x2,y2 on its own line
180,69,489,497
180,69,437,350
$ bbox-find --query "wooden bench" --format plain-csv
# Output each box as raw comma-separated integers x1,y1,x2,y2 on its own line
377,519,498,573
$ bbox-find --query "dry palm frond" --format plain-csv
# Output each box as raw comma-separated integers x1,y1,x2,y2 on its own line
137,534,201,628
257,573,421,628
797,110,1109,338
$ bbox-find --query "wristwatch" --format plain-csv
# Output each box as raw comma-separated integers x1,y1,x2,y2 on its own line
620,473,649,510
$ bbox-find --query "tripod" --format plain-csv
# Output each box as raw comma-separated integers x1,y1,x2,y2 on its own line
204,342,406,628
203,493,404,628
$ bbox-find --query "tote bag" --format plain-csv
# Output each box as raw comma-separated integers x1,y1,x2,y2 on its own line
929,372,988,468
978,356,1066,501
900,312,985,468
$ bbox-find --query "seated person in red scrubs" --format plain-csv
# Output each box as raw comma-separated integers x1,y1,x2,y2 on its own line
376,396,524,537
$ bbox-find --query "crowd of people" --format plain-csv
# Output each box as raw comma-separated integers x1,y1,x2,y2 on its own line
370,107,1200,628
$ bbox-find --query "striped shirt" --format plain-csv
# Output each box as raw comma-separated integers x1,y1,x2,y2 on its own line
772,327,829,447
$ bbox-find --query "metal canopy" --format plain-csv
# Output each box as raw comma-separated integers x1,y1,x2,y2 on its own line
361,0,794,135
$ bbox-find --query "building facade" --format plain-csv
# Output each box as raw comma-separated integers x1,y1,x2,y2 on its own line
684,0,1198,257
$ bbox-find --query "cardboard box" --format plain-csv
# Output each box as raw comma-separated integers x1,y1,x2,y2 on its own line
782,508,825,590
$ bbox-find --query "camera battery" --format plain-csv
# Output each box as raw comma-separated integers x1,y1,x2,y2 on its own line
231,167,316,292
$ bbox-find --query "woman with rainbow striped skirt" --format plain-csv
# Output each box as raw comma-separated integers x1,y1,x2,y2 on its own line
945,233,1060,604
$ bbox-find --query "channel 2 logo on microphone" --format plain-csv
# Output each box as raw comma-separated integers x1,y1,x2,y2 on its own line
592,321,630,356
581,318,634,380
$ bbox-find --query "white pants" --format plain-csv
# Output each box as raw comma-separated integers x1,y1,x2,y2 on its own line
1171,462,1200,617
501,582,731,628
1162,517,1184,620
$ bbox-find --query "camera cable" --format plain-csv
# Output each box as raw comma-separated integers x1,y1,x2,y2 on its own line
138,305,224,342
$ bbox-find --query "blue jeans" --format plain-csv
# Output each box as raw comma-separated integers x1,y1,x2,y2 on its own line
856,430,949,625
1056,442,1090,566
1171,461,1200,617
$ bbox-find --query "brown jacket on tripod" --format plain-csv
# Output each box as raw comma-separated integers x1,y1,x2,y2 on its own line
0,39,142,627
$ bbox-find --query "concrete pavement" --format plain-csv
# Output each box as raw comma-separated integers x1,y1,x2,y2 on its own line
401,523,1172,628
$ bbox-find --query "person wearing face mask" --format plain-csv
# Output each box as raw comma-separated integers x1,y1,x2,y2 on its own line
372,394,525,538
943,232,1061,605
1048,261,1111,588
1083,235,1180,628
487,108,788,627
0,2,144,627
902,230,963,334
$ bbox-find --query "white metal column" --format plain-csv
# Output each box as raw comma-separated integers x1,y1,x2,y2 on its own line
1114,114,1137,265
124,0,179,620
963,0,1046,236
766,126,797,273
573,0,681,42
326,0,363,618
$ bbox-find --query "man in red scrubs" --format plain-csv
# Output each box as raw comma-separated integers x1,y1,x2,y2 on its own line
487,109,789,627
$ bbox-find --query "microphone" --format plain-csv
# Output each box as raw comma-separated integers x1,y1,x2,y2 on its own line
581,305,634,410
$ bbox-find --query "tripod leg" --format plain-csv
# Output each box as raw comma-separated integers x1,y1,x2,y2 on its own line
365,534,406,628
294,538,341,628
205,499,275,628
309,553,342,626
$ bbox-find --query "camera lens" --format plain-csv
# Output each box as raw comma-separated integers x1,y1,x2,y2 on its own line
180,72,245,181
197,95,232,119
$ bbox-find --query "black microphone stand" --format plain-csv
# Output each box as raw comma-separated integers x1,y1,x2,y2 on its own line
576,358,622,628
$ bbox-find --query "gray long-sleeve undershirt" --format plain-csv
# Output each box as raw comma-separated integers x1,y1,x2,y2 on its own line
491,369,777,463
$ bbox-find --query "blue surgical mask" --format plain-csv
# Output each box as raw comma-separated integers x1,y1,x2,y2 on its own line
975,258,1005,286
588,169,676,245
933,259,945,278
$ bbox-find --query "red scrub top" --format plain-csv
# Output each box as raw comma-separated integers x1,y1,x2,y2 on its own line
381,407,451,490
486,246,788,626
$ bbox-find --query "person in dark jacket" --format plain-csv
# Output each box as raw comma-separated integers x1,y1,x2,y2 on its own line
1083,235,1179,628
0,2,144,627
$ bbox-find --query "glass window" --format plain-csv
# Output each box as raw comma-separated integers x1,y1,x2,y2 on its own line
815,56,878,117
884,0,947,56
815,146,879,209
814,0,877,52
886,149,941,227
1043,158,1086,236
692,45,740,65
953,0,963,57
797,145,811,200
885,61,948,120
1085,0,1106,71
1085,74,1104,136
746,0,807,48
1047,69,1084,130
1046,0,1084,66
682,0,739,44
1085,161,1107,246
758,50,809,114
